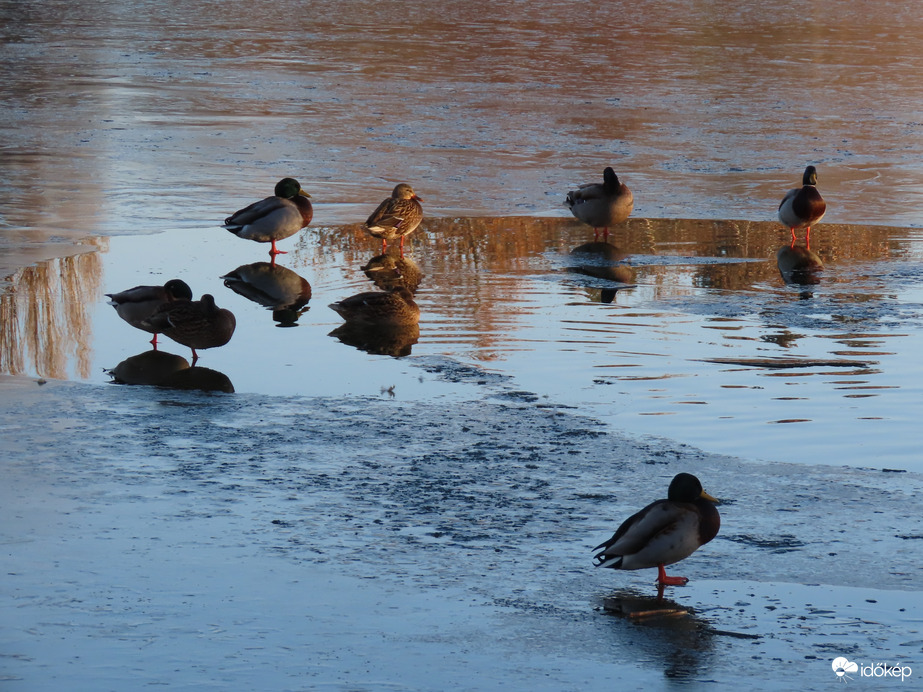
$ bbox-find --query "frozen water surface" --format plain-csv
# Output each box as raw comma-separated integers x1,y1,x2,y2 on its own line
2,0,923,689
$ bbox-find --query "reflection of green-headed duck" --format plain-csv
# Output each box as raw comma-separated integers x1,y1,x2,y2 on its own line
565,167,633,239
223,178,313,257
143,294,236,364
363,184,424,253
106,279,193,347
778,165,826,244
593,473,720,586
329,287,419,327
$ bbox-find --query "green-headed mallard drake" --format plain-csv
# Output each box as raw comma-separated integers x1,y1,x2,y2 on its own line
565,167,634,240
329,287,419,327
778,165,826,244
363,183,424,254
223,177,313,258
592,473,720,586
106,279,193,348
143,294,236,364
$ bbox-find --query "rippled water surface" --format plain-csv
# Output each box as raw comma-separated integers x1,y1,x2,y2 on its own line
4,2,923,689
4,215,923,472
4,0,923,462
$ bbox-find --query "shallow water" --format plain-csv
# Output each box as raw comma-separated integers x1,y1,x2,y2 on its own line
3,1,923,688
3,216,923,472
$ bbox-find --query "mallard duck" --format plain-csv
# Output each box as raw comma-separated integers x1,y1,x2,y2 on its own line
223,177,313,258
106,279,193,347
778,165,826,244
565,167,634,239
329,287,420,326
592,473,720,586
143,294,236,364
363,183,424,253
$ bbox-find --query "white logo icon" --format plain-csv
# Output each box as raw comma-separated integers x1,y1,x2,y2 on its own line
832,657,859,682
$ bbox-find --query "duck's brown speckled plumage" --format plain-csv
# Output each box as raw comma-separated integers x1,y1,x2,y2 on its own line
144,294,236,362
363,183,424,251
329,287,420,326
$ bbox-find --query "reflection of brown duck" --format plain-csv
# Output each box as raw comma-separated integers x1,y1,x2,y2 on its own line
108,350,234,392
329,287,420,327
105,279,193,348
593,473,720,587
568,242,634,284
221,262,312,325
777,242,823,285
778,165,826,244
329,322,420,358
360,252,424,293
143,294,236,364
222,178,313,258
108,350,190,386
565,167,634,239
363,183,424,254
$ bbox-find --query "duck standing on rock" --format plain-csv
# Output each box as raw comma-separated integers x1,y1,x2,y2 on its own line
592,473,720,586
363,183,424,254
565,167,634,239
223,178,313,259
143,294,236,364
778,165,826,245
106,279,193,348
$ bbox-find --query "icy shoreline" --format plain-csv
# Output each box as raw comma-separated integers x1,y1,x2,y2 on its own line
2,362,920,690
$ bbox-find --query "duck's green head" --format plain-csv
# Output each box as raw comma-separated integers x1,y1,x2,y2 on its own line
275,177,311,199
802,165,818,186
668,472,719,503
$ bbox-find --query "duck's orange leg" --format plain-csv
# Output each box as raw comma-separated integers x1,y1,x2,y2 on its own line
657,563,689,586
269,239,288,257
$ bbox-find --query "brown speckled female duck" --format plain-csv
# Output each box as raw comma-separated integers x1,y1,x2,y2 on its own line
363,183,424,253
329,287,420,327
143,294,236,364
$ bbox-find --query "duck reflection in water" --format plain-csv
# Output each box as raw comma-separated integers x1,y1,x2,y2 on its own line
221,261,312,327
776,240,823,288
361,251,423,293
600,589,718,682
567,241,634,303
108,350,234,393
142,294,236,365
329,322,420,358
105,279,193,348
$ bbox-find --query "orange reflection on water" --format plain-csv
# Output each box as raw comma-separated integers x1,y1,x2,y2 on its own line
0,241,104,380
